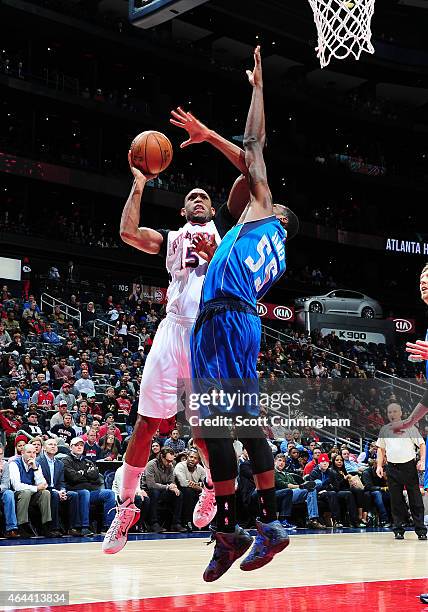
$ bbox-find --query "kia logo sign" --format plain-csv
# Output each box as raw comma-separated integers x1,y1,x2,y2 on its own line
154,289,163,302
393,318,412,333
257,303,267,316
273,306,293,321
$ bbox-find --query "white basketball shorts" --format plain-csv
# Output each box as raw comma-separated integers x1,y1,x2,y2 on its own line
137,312,194,419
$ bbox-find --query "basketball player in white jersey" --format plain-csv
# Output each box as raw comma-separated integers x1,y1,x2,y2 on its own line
102,111,252,554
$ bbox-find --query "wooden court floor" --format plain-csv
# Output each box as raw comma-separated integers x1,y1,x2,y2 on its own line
1,531,428,611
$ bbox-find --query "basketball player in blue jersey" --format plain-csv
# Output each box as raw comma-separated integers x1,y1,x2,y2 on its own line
190,47,299,582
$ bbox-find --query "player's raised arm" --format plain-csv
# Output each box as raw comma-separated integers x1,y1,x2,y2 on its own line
241,46,273,223
170,107,250,219
119,151,164,254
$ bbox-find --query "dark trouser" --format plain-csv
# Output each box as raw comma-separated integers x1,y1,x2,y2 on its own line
148,488,183,526
318,491,340,519
49,490,79,530
385,460,426,535
337,490,358,524
350,487,369,512
180,487,199,526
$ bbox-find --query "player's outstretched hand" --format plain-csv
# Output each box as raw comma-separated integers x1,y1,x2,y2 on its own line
406,340,428,360
169,107,210,148
128,150,157,183
246,45,262,88
192,233,217,263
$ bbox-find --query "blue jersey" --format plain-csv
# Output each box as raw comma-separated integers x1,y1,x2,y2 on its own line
201,216,286,308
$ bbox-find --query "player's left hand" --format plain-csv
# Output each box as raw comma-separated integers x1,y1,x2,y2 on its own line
191,233,217,263
169,107,210,148
246,45,263,88
406,340,428,360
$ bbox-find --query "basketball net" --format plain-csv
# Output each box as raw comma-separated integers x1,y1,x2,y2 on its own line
308,0,375,68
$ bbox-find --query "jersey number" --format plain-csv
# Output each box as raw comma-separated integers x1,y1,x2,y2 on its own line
182,246,199,269
245,234,278,293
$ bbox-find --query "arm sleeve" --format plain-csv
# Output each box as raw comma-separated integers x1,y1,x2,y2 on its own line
173,464,188,487
145,462,167,490
213,203,236,239
155,229,169,259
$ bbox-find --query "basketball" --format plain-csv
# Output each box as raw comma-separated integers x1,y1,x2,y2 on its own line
130,130,173,176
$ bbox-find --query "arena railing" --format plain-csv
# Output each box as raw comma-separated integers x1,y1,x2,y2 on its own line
261,323,424,450
92,318,140,347
40,293,82,327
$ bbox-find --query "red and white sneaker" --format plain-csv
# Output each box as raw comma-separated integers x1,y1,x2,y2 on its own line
102,499,140,555
193,484,216,529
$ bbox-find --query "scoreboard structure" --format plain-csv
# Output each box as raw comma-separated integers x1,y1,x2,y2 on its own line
129,0,210,28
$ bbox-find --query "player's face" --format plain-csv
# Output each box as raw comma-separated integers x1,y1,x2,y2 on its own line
420,269,428,305
183,189,215,223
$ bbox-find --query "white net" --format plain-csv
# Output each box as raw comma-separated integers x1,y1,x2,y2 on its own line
308,0,376,68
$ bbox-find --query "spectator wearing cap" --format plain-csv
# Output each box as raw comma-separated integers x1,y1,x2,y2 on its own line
16,379,30,410
310,454,343,527
9,443,55,537
86,393,102,419
98,414,122,443
74,370,96,397
62,437,115,535
53,358,74,387
50,413,76,445
50,401,75,429
54,382,76,411
8,435,29,462
42,324,61,346
30,381,55,410
20,412,46,439
164,429,185,456
38,438,80,536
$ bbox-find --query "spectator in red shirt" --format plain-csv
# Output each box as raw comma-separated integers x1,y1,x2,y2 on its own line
303,447,322,476
115,389,131,415
0,409,22,436
158,416,176,442
98,414,122,443
30,381,55,409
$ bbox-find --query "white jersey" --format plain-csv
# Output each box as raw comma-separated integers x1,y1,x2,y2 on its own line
163,220,220,319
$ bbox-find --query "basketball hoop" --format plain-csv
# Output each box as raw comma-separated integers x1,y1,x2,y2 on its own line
308,0,376,68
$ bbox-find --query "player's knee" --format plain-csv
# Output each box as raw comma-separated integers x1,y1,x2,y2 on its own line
204,437,237,483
